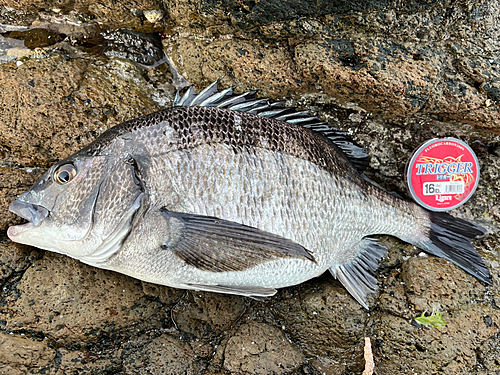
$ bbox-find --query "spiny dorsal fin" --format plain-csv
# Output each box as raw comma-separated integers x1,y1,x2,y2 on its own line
173,80,370,171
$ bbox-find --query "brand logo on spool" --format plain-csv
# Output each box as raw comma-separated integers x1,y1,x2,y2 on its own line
406,138,479,211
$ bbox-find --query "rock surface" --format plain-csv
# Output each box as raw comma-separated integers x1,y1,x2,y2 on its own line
0,0,499,374
223,322,305,374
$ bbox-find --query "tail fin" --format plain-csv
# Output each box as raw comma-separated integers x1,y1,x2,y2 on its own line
417,211,491,284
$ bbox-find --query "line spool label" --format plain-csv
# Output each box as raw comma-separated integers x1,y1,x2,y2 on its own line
406,138,480,211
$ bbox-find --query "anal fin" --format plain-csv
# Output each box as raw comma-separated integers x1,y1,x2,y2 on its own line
329,238,387,309
185,283,277,297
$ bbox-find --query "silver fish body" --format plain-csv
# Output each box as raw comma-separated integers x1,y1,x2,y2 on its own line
8,83,491,308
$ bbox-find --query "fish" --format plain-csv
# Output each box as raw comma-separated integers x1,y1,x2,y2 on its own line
7,80,491,308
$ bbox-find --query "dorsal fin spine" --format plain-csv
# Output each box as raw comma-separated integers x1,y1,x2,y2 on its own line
174,81,370,171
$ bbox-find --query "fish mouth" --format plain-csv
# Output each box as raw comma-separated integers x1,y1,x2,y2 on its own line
7,200,49,238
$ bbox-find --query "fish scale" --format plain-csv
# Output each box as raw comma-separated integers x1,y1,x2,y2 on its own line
107,141,411,282
7,81,491,309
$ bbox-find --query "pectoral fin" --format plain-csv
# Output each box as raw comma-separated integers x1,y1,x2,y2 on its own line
160,209,315,272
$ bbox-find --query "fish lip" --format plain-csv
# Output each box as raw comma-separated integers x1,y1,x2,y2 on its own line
7,221,34,239
9,200,49,227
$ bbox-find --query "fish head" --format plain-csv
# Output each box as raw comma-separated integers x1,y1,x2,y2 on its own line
7,152,145,261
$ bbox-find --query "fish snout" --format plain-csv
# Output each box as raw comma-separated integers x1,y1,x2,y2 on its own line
9,200,49,226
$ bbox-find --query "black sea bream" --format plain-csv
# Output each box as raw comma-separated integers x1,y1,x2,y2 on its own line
7,81,491,308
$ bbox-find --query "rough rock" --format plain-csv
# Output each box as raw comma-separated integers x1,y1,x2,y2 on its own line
373,303,500,373
0,0,165,33
475,333,500,373
1,253,165,345
271,278,367,373
0,332,55,374
402,256,488,312
171,291,247,339
123,334,206,374
370,242,500,373
141,281,185,305
223,321,305,375
0,239,37,281
162,0,500,129
0,169,37,239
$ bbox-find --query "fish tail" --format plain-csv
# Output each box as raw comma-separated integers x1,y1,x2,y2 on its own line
415,211,491,284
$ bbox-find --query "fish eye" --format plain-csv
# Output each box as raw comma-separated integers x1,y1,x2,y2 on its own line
54,164,77,185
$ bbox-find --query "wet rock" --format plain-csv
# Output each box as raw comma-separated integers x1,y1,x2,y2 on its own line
0,239,36,281
0,0,498,127
0,54,170,231
0,1,164,33
377,272,410,318
360,237,412,318
0,332,55,374
272,278,367,372
88,1,165,33
100,29,166,67
1,254,164,345
141,282,184,305
0,0,500,373
176,37,302,96
308,355,348,375
223,321,304,374
373,303,500,374
53,347,122,374
0,56,89,167
7,28,61,49
0,34,31,63
0,55,162,168
123,334,206,374
401,256,488,312
163,0,500,129
0,239,41,309
475,333,500,373
171,291,247,339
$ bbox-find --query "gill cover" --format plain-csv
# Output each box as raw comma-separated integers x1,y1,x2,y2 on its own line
79,155,147,264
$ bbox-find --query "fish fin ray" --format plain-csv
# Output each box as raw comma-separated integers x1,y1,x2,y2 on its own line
160,209,316,272
189,79,221,106
330,237,387,309
416,211,491,283
174,80,370,171
174,85,196,107
185,283,277,297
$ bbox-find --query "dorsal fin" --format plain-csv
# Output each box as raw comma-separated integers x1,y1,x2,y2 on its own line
173,80,370,171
